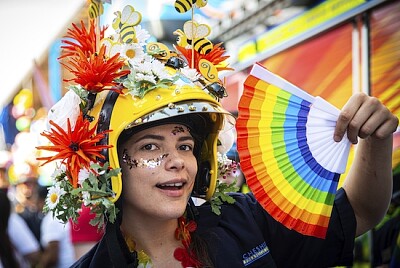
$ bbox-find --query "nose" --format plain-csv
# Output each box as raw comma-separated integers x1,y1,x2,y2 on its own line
164,151,185,171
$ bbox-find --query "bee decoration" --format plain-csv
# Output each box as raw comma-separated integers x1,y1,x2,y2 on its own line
196,59,228,100
112,5,142,44
102,36,122,58
174,0,208,13
88,0,104,19
146,42,171,61
173,20,213,55
146,42,186,70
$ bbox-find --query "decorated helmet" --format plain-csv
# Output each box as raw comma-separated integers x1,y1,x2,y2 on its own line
89,69,235,203
36,2,237,226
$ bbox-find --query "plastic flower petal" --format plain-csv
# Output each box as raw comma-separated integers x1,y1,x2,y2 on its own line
62,45,130,93
46,184,66,209
37,112,112,188
47,90,81,131
175,43,234,73
60,20,106,59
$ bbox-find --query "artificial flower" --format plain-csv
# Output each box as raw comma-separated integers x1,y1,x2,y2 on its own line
173,217,201,267
173,247,200,268
81,191,91,206
60,20,106,59
175,217,197,248
217,152,238,180
47,90,81,131
37,112,112,187
134,25,151,46
217,124,235,154
121,43,145,62
124,58,177,98
50,164,66,179
137,250,152,268
62,45,130,93
46,183,66,209
175,43,234,74
78,167,91,186
180,67,201,82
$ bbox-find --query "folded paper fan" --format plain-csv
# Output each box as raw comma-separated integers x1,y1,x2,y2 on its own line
236,63,351,238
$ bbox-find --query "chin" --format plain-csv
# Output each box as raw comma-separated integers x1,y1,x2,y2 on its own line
162,203,188,219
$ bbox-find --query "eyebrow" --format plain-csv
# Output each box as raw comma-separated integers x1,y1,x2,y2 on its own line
134,134,195,143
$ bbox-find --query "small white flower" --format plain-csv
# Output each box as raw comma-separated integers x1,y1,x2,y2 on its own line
135,73,157,84
134,25,150,46
51,164,67,179
78,168,91,186
47,90,81,131
122,43,145,62
46,184,66,210
81,191,91,206
181,67,201,82
136,61,153,74
151,59,166,76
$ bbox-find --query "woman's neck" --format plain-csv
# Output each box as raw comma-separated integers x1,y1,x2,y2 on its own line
120,212,183,264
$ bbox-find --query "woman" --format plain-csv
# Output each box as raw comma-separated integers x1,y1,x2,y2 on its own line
41,79,396,268
36,4,399,267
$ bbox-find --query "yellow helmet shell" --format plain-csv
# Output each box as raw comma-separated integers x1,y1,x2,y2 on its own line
89,74,234,203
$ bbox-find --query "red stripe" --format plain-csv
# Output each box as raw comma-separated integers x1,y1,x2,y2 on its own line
237,75,328,238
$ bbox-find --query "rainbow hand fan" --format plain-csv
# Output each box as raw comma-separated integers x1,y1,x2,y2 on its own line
236,63,351,238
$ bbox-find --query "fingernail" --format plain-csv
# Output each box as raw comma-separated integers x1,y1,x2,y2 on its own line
334,135,341,142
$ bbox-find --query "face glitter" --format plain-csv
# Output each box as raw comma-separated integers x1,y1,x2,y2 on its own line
171,126,185,135
122,149,169,169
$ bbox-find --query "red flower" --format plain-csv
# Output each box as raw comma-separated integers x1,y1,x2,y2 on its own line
173,247,201,268
37,113,111,187
175,217,197,248
175,43,234,74
61,45,130,93
60,20,106,59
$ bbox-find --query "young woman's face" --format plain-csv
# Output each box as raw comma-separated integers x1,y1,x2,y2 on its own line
119,124,198,220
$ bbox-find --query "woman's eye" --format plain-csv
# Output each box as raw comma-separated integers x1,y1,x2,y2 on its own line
142,144,157,151
179,144,193,151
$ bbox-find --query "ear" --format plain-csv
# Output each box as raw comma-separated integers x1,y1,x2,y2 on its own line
192,161,211,198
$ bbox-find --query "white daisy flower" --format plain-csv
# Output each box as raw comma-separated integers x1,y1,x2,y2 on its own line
51,164,67,179
143,53,153,63
46,184,66,210
151,60,169,80
122,43,145,62
135,73,157,84
181,67,201,82
135,61,153,74
134,25,151,45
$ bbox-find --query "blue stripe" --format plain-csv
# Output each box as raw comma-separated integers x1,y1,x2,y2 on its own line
283,96,339,194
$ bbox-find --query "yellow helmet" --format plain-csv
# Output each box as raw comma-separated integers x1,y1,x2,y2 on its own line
89,68,235,203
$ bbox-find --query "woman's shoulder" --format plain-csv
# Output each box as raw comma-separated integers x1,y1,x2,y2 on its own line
195,192,269,228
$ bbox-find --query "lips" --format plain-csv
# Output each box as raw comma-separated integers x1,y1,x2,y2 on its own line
156,181,186,190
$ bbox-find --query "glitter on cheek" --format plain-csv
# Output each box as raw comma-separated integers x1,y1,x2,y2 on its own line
122,149,169,169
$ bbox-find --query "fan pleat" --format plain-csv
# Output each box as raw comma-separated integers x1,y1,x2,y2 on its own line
236,64,351,238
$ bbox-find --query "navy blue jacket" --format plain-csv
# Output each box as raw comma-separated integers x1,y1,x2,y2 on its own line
71,188,356,267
